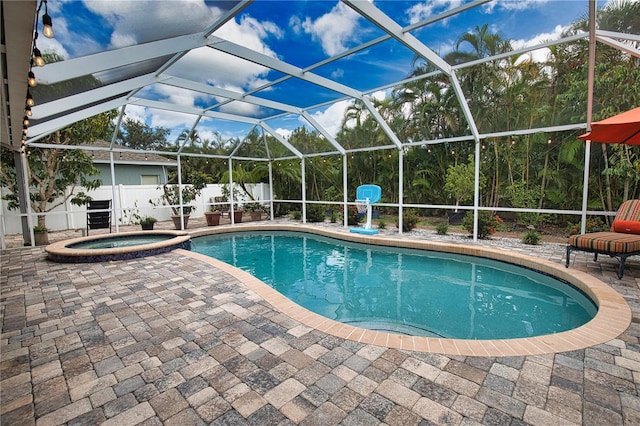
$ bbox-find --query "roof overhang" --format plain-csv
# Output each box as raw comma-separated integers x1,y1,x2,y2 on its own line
1,0,37,151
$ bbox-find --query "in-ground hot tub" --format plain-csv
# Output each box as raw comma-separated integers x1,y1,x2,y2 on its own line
45,230,191,262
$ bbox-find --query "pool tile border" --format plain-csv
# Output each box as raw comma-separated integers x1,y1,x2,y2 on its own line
186,224,632,357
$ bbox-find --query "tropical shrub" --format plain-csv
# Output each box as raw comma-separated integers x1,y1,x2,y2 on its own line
506,182,549,227
395,210,419,232
462,211,504,239
521,230,542,245
345,206,362,225
306,204,325,222
566,217,605,235
436,223,449,235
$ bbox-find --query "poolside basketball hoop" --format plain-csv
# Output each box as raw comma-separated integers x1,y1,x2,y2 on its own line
355,200,368,216
350,184,381,235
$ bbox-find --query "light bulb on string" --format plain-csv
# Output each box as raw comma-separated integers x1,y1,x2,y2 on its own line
25,105,32,117
23,116,30,126
26,91,35,107
42,13,54,38
33,48,45,67
28,71,37,87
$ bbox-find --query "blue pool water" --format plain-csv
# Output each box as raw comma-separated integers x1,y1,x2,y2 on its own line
191,231,596,339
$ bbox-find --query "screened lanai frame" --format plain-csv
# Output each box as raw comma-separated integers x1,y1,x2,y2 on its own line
2,0,639,247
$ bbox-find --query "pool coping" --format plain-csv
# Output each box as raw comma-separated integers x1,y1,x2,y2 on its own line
186,224,632,357
45,230,191,262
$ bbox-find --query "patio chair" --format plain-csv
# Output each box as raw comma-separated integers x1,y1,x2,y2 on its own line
212,196,230,218
566,199,640,279
87,200,112,235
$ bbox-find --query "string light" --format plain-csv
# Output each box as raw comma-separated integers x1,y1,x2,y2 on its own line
33,47,45,67
42,1,54,39
26,91,35,107
22,0,56,143
28,71,37,87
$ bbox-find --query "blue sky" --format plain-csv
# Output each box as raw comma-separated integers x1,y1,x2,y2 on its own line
39,0,602,144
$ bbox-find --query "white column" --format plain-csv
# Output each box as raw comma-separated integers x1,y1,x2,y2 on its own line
398,149,404,234
268,160,274,220
343,155,348,228
301,158,307,223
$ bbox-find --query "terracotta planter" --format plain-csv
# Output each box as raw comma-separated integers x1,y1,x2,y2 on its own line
205,211,221,226
34,231,49,246
250,211,261,221
233,210,243,223
141,223,155,230
171,215,189,229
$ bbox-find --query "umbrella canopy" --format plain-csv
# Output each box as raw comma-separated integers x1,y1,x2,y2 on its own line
578,107,640,145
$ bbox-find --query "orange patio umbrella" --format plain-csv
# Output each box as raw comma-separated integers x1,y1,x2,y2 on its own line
578,106,640,145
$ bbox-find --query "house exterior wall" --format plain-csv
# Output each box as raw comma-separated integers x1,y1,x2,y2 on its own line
94,164,169,185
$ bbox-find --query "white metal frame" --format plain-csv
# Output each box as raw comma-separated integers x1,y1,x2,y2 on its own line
2,0,633,245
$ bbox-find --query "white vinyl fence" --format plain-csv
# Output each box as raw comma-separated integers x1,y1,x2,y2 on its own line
0,183,270,234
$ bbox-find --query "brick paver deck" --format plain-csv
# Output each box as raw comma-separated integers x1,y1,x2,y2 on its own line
2,220,640,425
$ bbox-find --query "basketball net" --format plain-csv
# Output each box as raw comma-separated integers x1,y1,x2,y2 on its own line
355,199,368,215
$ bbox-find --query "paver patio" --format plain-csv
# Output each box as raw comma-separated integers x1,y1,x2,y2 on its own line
2,221,640,425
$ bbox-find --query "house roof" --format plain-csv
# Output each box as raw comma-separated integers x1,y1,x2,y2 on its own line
82,140,177,166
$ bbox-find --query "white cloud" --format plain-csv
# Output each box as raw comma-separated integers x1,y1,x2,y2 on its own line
155,84,210,108
123,105,148,124
82,0,224,48
123,104,196,141
407,0,464,25
512,24,567,63
306,90,391,138
218,101,262,117
300,2,361,56
331,68,345,80
70,1,285,139
309,100,353,138
483,0,551,13
275,128,293,140
369,90,387,102
149,110,196,133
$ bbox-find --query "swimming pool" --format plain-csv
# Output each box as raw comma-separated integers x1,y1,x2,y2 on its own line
46,231,191,262
191,231,597,340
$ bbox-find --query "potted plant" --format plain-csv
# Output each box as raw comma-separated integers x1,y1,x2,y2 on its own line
157,172,207,230
33,225,49,246
243,202,266,221
204,208,222,226
139,216,157,230
233,208,243,223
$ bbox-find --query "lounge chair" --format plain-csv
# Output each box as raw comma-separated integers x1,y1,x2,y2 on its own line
566,199,640,279
87,200,112,235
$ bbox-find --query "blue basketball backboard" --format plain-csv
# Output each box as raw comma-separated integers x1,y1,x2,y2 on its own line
356,184,381,204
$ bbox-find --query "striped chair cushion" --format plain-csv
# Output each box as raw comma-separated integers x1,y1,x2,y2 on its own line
569,231,640,254
611,199,640,234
